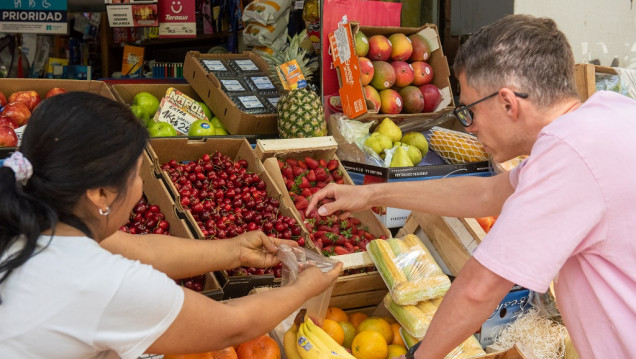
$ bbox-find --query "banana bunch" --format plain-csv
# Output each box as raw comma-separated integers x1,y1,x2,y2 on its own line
284,317,355,359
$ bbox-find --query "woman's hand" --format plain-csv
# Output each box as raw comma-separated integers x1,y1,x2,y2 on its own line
235,231,298,269
293,262,343,298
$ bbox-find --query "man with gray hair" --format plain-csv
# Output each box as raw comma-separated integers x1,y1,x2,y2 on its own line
308,14,636,358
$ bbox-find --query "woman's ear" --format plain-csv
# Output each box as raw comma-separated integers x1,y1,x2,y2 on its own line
85,188,114,214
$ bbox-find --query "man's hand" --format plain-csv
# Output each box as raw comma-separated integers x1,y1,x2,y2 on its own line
236,231,298,269
306,183,371,218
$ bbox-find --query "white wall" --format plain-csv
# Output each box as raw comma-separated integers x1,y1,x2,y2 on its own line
515,0,636,68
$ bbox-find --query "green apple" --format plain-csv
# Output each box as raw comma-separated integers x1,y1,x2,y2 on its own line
215,127,229,135
130,104,150,126
147,121,177,137
188,119,216,136
196,101,213,120
209,116,224,128
133,92,160,118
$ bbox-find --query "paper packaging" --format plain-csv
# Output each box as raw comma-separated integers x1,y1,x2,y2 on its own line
183,51,279,135
329,22,455,122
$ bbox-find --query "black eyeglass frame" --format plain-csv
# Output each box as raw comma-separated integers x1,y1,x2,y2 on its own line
452,90,529,127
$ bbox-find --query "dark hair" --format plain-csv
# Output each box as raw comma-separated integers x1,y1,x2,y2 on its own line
453,14,579,107
0,92,148,287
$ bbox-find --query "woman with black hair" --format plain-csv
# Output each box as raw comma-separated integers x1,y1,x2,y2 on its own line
0,92,342,358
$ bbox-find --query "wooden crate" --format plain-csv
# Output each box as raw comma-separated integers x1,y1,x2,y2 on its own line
574,63,617,101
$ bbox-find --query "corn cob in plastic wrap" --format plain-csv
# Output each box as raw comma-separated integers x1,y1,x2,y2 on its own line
368,235,451,305
428,126,489,164
390,295,486,358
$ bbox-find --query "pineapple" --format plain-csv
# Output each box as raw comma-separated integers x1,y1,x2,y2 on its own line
262,30,327,138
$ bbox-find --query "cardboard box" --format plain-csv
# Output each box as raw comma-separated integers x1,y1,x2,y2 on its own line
145,137,309,298
329,116,492,228
140,151,224,300
574,63,618,101
329,23,455,123
183,51,279,135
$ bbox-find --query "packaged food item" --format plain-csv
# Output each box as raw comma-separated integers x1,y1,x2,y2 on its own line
243,12,290,47
230,94,272,114
242,0,291,25
219,78,250,94
245,75,278,93
261,95,280,112
228,58,264,75
199,59,235,77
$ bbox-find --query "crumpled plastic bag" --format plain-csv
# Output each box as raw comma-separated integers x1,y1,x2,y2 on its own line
278,244,338,286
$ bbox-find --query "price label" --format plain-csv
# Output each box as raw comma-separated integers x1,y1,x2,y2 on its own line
221,79,247,92
13,125,26,146
251,76,275,90
238,96,265,109
154,98,200,135
234,59,259,71
201,60,228,72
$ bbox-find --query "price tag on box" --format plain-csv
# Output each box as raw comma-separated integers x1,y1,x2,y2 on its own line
152,88,207,135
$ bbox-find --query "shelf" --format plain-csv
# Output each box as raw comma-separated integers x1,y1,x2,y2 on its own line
114,33,229,49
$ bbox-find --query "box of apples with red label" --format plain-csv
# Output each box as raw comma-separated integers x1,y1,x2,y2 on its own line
0,79,118,151
146,137,310,299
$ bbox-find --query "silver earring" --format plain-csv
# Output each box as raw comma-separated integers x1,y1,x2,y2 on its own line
99,206,111,216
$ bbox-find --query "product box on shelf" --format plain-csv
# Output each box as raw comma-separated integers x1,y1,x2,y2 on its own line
139,150,224,300
328,115,492,228
256,137,392,307
110,82,276,144
328,22,455,123
396,212,531,348
145,137,308,299
183,51,280,135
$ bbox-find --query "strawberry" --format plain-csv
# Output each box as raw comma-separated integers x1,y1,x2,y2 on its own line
301,187,312,198
298,160,308,169
285,179,294,191
327,159,339,171
315,167,328,182
294,196,309,210
344,242,354,252
286,158,298,167
282,166,293,180
316,181,327,188
332,169,344,180
319,159,328,168
299,176,311,189
305,157,319,170
277,159,284,169
334,246,350,255
310,187,320,194
336,235,347,245
336,179,344,184
349,217,361,226
314,230,328,240
306,169,316,182
313,238,324,250
293,166,305,177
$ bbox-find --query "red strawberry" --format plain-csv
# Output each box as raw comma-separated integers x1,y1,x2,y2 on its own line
310,187,320,194
298,160,308,169
293,166,305,177
315,167,328,182
277,159,284,169
305,157,319,170
344,242,354,252
294,196,309,210
286,158,298,167
327,159,339,171
301,188,312,198
334,246,350,255
299,176,311,189
319,159,328,168
332,169,344,180
306,169,316,182
349,217,361,226
314,238,324,250
282,166,293,180
336,179,344,184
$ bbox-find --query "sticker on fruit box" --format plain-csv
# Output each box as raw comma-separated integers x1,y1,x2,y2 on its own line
220,79,249,93
231,95,270,114
153,97,202,135
230,59,261,73
199,59,234,76
246,76,277,92
14,125,26,146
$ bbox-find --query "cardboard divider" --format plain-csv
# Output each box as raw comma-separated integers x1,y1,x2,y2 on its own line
183,51,279,135
139,151,224,300
0,78,118,100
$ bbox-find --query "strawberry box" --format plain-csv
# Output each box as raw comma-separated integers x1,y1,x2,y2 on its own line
146,137,309,298
137,150,224,300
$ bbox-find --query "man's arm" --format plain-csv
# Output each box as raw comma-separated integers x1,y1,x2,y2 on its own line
309,171,514,219
414,257,513,359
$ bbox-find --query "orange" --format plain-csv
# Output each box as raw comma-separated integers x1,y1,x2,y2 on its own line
349,311,369,329
386,344,407,359
390,323,405,347
163,347,237,359
236,335,280,359
351,330,388,359
357,317,393,344
339,321,357,349
326,307,349,323
322,318,345,345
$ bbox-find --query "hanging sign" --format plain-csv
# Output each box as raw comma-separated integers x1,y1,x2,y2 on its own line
106,0,158,28
0,0,68,34
158,0,195,38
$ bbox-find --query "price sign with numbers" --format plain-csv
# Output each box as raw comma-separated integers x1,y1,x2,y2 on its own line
153,98,200,136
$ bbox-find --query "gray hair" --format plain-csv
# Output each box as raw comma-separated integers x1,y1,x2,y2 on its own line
453,14,579,108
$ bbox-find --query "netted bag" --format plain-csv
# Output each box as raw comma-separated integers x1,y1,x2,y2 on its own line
428,126,489,164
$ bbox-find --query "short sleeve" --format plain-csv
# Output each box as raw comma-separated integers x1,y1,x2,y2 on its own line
94,259,185,359
473,134,605,293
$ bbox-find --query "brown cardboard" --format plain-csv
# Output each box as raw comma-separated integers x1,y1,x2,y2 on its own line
110,83,201,105
140,151,224,300
183,51,279,135
574,63,618,101
0,78,118,101
337,24,455,124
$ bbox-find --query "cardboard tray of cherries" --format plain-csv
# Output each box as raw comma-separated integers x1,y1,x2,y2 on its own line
146,137,311,298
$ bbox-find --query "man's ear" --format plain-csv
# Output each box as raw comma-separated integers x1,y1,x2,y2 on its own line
500,89,520,119
85,188,114,213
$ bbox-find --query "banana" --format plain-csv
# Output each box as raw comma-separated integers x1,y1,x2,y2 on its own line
284,323,303,359
304,318,356,359
296,322,333,359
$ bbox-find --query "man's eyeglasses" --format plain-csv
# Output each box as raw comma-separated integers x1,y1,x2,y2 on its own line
452,91,529,127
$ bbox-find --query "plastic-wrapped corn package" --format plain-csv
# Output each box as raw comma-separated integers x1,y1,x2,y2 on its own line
393,298,486,358
242,0,291,25
243,10,290,47
428,126,489,164
368,235,451,305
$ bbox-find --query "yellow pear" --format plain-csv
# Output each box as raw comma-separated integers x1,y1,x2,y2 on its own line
390,146,414,167
374,117,402,142
403,145,423,165
364,132,393,155
401,131,429,157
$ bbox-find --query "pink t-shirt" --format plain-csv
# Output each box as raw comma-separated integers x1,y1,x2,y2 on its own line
473,91,636,359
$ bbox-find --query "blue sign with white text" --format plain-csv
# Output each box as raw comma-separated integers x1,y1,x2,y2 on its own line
0,0,67,34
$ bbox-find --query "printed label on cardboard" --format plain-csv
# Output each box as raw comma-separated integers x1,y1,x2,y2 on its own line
201,59,228,71
237,95,265,109
221,79,247,92
153,97,200,135
164,87,207,120
234,59,259,71
266,96,280,107
276,59,307,91
250,76,275,90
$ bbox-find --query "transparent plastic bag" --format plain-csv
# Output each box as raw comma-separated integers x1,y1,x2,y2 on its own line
367,235,450,305
278,244,338,286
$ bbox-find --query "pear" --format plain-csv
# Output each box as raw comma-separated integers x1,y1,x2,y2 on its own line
374,117,402,143
390,146,414,167
401,131,429,157
403,145,423,165
364,132,393,155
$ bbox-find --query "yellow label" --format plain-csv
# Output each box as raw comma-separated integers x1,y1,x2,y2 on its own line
276,59,307,91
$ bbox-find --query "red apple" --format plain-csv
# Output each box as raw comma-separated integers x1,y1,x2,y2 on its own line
8,91,41,111
358,57,374,86
1,102,31,126
0,91,6,107
412,62,434,86
0,115,17,129
46,87,67,98
419,84,443,113
0,125,18,147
